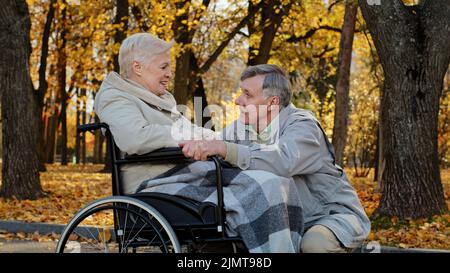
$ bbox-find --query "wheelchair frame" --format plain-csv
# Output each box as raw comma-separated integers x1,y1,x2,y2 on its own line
56,122,243,253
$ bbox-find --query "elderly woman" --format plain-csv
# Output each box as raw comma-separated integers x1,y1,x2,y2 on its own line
94,33,215,195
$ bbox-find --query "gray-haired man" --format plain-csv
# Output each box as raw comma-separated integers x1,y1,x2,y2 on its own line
179,64,371,253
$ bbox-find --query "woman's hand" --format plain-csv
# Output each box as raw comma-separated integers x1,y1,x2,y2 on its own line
178,140,227,161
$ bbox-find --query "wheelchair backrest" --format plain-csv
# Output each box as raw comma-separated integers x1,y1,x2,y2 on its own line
77,122,124,196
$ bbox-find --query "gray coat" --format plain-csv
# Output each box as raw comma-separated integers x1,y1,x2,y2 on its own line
222,104,371,248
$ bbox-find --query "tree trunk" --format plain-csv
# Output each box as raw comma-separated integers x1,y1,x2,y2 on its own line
332,1,358,167
172,0,193,105
192,77,211,127
34,0,56,171
172,0,254,105
75,88,81,164
131,5,149,32
102,0,128,172
45,90,59,164
248,0,292,65
247,0,259,65
113,0,129,73
0,0,44,199
373,124,379,181
81,89,87,164
93,115,104,164
58,2,68,165
359,0,449,218
174,50,191,105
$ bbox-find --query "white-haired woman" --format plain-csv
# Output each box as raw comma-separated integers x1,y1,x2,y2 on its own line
94,33,215,194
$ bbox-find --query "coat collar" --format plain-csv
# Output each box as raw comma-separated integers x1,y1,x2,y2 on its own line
239,103,318,144
101,72,180,115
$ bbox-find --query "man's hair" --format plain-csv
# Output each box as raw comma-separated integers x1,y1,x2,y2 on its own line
240,64,292,107
118,33,174,78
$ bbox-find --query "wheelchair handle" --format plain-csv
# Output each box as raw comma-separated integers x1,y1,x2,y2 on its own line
77,122,109,133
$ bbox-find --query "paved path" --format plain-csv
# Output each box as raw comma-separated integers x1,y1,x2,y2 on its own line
1,220,449,253
0,240,57,253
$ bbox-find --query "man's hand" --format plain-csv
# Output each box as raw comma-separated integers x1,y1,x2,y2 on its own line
178,140,227,161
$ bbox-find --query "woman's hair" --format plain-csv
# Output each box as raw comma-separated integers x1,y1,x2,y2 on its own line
240,64,292,107
118,33,174,78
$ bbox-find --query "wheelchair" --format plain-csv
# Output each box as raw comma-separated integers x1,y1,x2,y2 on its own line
56,123,246,253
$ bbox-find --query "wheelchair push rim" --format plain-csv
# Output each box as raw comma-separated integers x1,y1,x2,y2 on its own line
56,196,181,253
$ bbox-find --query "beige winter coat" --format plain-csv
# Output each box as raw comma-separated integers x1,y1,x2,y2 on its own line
94,72,216,194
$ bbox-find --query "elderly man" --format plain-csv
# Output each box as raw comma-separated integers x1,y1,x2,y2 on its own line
179,64,371,253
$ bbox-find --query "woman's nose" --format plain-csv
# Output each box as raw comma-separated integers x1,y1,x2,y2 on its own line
235,95,242,105
166,70,173,79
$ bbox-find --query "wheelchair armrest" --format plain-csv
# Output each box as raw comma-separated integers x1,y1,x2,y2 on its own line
77,123,109,133
116,147,189,164
119,147,226,234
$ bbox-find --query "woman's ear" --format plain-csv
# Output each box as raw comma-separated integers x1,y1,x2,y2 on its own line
132,61,142,76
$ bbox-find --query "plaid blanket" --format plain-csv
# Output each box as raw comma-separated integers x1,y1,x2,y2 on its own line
136,161,304,253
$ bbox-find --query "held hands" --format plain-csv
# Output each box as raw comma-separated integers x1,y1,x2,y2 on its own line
178,140,227,161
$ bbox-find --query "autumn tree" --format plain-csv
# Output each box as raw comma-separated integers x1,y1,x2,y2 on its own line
171,0,259,127
247,0,293,65
359,0,449,218
332,0,358,166
113,0,129,73
58,0,68,165
438,72,450,167
272,1,343,133
0,0,44,199
33,0,57,171
100,0,129,172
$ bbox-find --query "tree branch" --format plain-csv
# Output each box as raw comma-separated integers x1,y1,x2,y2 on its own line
328,0,344,12
198,5,259,74
238,30,249,38
286,25,342,43
313,45,336,58
188,0,211,39
131,5,149,32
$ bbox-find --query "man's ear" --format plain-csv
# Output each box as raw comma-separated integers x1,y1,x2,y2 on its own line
132,61,142,76
269,96,280,105
268,96,280,111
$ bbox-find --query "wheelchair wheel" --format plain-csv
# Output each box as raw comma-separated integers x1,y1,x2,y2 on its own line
56,196,181,253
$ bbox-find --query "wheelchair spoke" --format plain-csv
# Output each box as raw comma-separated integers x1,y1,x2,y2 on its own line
59,199,181,253
144,226,165,249
123,220,148,251
72,228,103,252
97,227,109,253
83,226,102,247
123,208,140,249
120,204,129,250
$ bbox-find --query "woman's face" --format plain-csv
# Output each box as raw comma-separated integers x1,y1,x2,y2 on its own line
133,51,172,96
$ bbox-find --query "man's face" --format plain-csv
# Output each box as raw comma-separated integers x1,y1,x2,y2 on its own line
235,75,276,130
